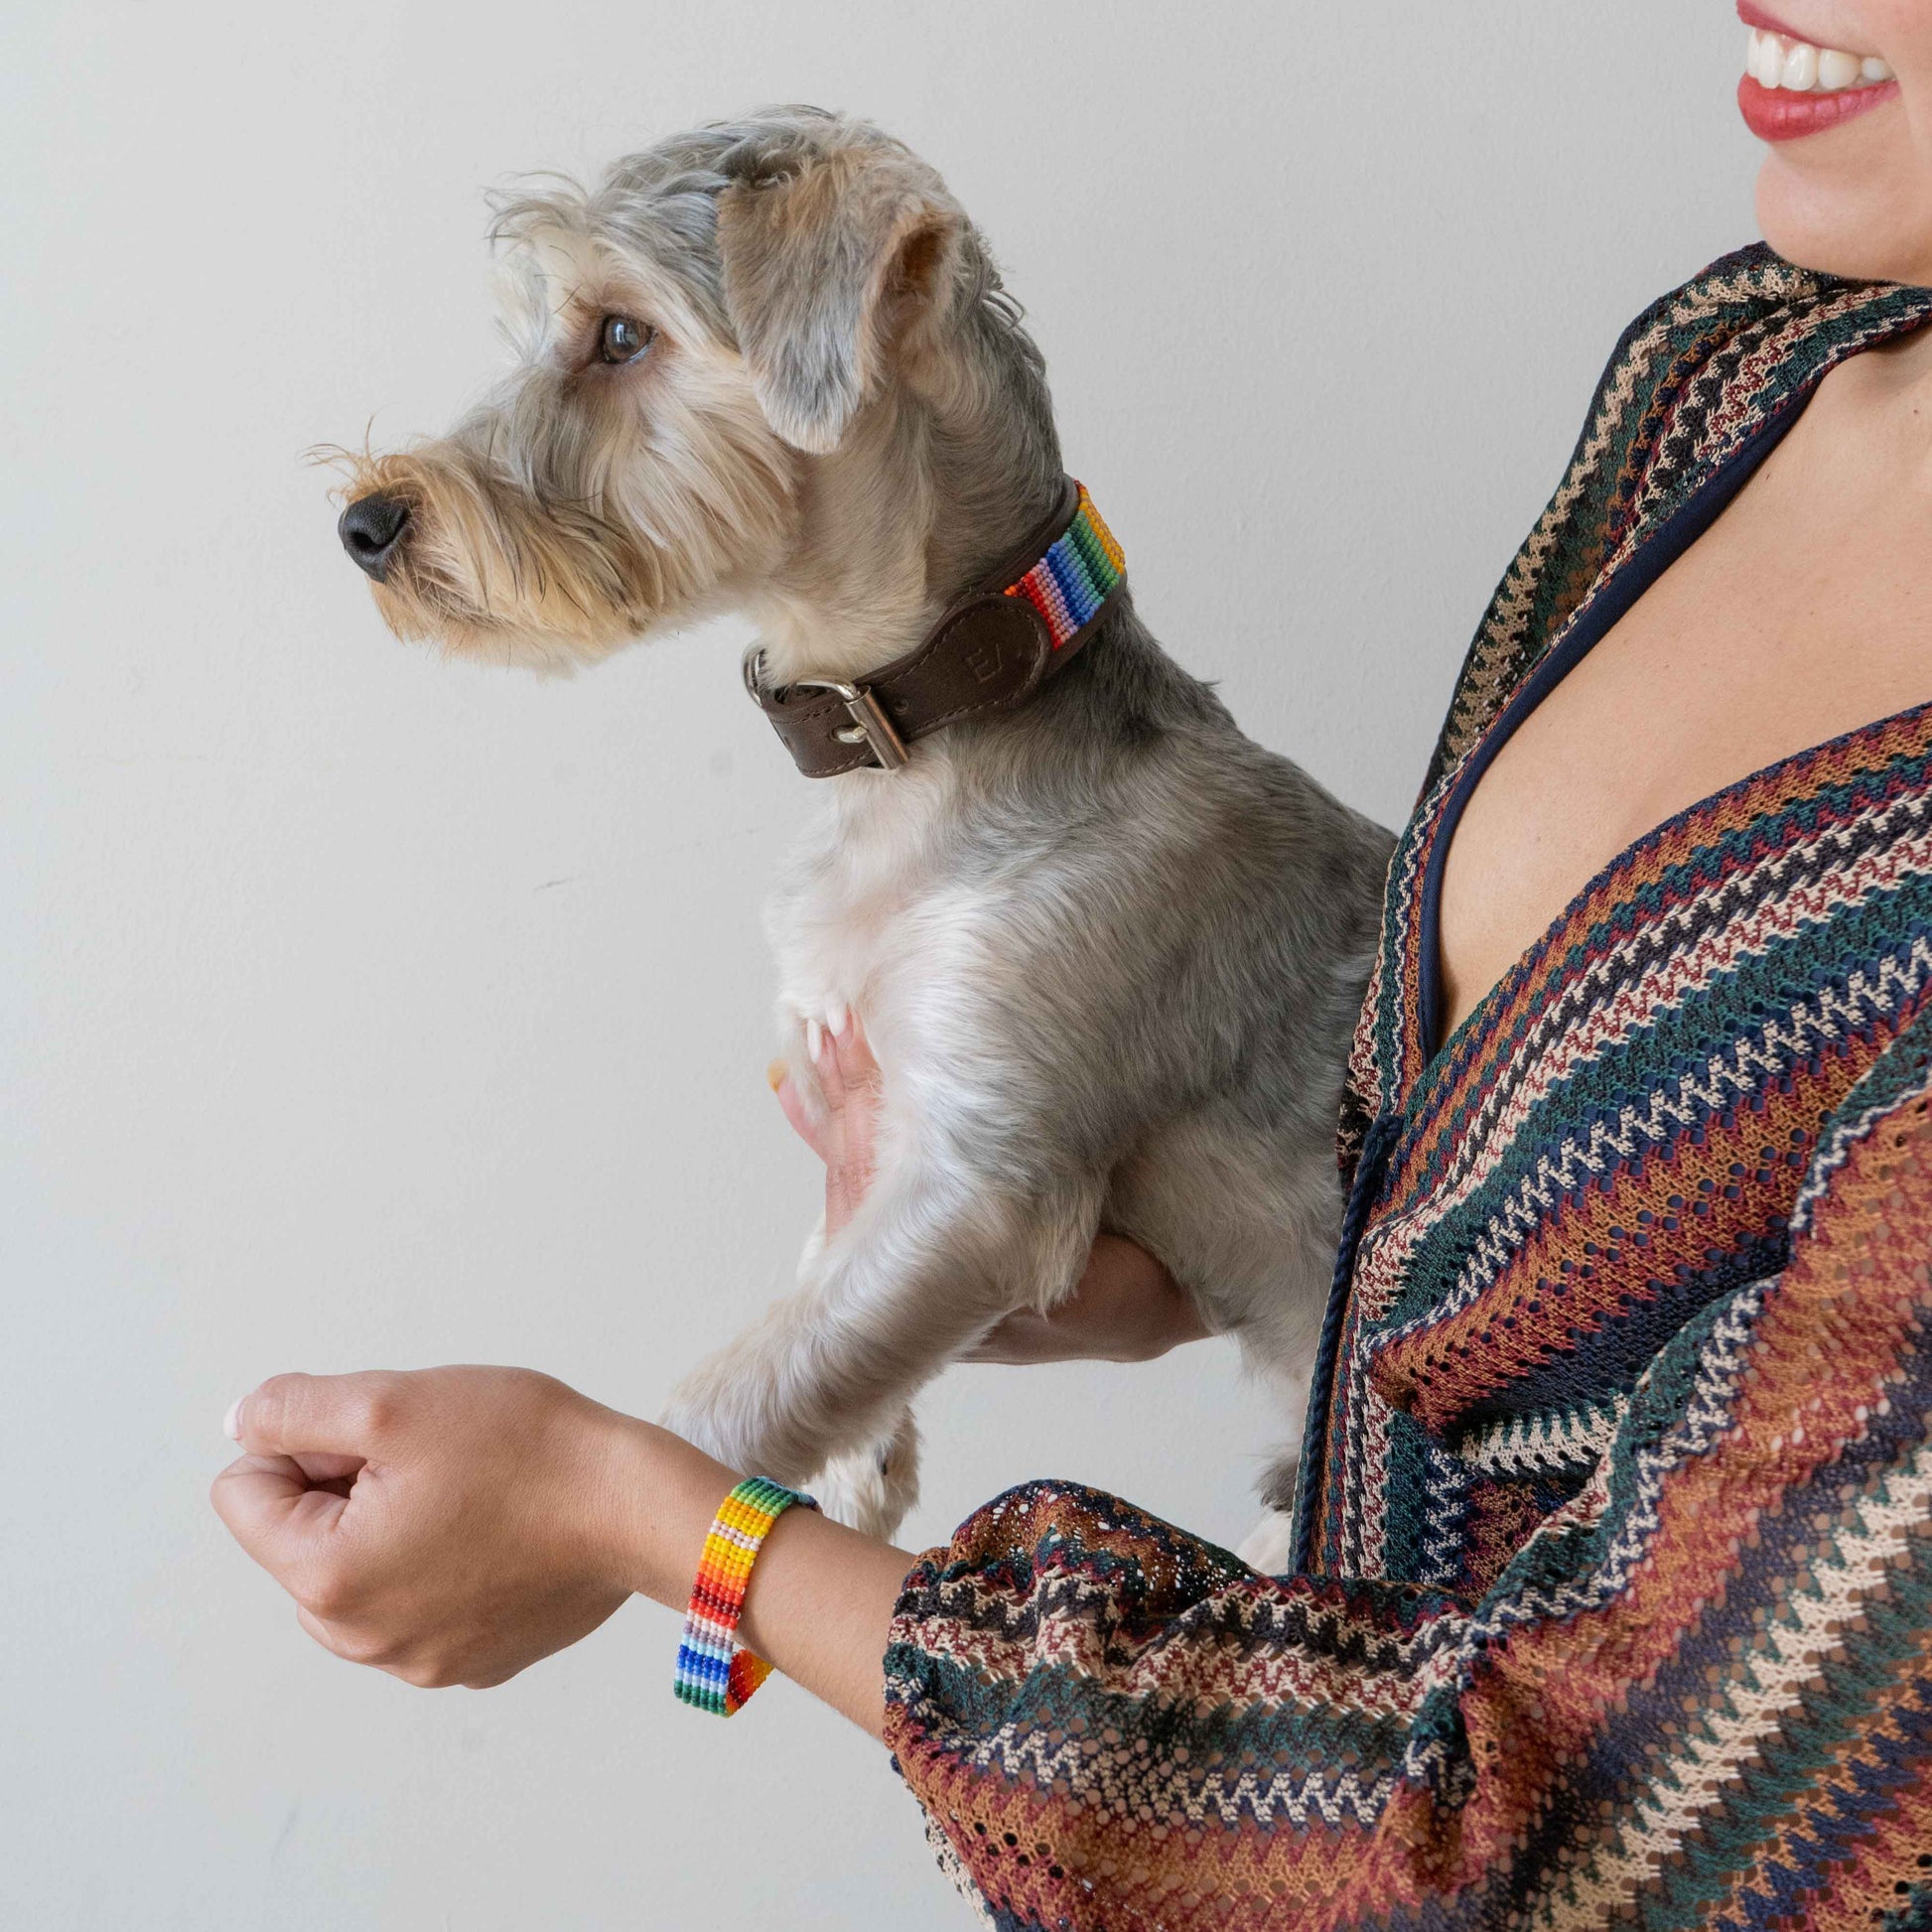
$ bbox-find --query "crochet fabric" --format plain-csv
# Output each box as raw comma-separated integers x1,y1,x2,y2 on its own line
882,249,1932,1930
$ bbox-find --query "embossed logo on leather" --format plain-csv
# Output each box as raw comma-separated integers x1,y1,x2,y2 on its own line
964,637,1004,683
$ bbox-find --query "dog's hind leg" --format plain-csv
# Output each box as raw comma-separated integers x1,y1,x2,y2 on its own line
1233,1449,1302,1574
1235,1509,1298,1576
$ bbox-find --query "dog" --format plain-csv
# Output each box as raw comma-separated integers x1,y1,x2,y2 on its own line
330,106,1394,1560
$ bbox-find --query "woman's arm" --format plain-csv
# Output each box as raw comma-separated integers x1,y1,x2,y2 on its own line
208,1018,1200,1736
211,1367,910,1736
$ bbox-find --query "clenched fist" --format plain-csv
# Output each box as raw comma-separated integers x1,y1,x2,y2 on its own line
210,1366,645,1689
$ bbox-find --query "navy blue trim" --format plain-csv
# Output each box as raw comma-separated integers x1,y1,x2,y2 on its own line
1290,1110,1399,1577
1414,394,1817,1063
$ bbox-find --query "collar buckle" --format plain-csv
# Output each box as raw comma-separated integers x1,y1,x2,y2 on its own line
790,678,910,771
745,477,1124,779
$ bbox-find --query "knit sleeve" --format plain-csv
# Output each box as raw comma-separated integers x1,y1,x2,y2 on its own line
882,1020,1932,1930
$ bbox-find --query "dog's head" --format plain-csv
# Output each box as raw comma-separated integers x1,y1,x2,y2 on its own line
329,108,1040,672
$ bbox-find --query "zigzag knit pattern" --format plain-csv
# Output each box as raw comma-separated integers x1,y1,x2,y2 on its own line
882,249,1932,1931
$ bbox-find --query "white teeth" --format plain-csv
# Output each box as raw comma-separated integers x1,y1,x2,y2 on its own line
1817,48,1861,90
1744,26,1894,94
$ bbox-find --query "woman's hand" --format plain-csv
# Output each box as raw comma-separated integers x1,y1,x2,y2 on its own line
209,1367,643,1688
962,1233,1205,1364
209,1366,912,1731
771,1019,1208,1364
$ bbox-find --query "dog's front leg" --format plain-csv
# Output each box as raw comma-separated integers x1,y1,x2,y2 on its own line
782,1207,921,1535
810,1406,921,1542
662,1162,1100,1538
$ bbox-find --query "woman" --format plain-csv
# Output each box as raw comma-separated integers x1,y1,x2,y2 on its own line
212,7,1932,1921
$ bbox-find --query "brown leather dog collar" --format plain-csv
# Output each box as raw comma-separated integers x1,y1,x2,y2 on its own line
744,476,1126,777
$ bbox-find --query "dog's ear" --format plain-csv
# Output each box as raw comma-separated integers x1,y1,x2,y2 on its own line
718,145,963,455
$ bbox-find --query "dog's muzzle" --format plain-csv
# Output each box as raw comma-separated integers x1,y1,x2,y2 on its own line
338,492,411,582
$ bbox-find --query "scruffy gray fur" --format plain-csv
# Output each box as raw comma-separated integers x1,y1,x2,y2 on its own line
331,107,1394,1557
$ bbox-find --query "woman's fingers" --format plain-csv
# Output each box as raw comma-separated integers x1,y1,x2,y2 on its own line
287,1451,364,1490
813,1017,847,1109
964,1237,1208,1365
295,1604,417,1676
227,1370,401,1459
209,1453,351,1573
962,1311,1061,1365
769,1011,876,1165
772,1009,884,1241
213,1373,393,1581
831,1012,880,1095
770,1059,830,1160
296,1603,360,1660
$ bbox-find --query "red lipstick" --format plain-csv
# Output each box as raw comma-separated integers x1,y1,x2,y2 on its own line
1737,73,1900,141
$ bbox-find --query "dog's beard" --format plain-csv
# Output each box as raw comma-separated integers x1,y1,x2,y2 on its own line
320,393,794,672
334,447,656,668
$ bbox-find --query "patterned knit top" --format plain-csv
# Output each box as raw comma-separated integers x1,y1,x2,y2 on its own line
881,248,1932,1930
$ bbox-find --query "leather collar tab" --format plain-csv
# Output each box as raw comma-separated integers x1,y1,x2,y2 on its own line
745,477,1126,777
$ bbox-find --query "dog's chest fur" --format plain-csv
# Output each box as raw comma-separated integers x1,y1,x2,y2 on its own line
760,613,1394,1344
767,760,958,1031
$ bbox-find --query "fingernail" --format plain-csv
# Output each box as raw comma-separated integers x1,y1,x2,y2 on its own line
806,1019,823,1058
826,1002,849,1038
222,1397,244,1443
766,1057,788,1092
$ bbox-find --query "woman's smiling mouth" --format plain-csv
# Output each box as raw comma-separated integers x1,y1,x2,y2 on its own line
1738,2,1899,139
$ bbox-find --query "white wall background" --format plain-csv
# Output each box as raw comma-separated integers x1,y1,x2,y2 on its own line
4,3,1759,1926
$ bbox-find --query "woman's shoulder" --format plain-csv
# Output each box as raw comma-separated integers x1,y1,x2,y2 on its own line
1595,242,1926,446
1422,245,1932,792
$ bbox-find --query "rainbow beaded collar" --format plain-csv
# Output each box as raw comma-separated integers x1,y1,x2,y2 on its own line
746,475,1128,776
1006,483,1124,649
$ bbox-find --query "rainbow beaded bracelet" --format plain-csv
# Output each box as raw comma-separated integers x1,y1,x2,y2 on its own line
672,1476,819,1717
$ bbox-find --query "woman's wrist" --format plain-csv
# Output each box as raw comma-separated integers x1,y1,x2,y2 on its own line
594,1415,912,1737
592,1415,740,1608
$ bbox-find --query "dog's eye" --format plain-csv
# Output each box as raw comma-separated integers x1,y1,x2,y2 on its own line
599,315,655,364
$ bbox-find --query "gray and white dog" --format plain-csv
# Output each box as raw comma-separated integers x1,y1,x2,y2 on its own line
332,107,1393,1558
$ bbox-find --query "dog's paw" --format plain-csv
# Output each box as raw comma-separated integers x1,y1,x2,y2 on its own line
812,1410,920,1540
1235,1508,1297,1576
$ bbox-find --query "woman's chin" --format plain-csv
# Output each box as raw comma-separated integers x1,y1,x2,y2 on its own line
1755,162,1932,287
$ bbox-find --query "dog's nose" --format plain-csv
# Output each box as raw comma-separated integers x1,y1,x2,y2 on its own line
338,492,411,581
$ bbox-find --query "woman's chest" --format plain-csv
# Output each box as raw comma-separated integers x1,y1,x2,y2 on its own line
1435,383,1932,1048
1330,711,1932,1590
